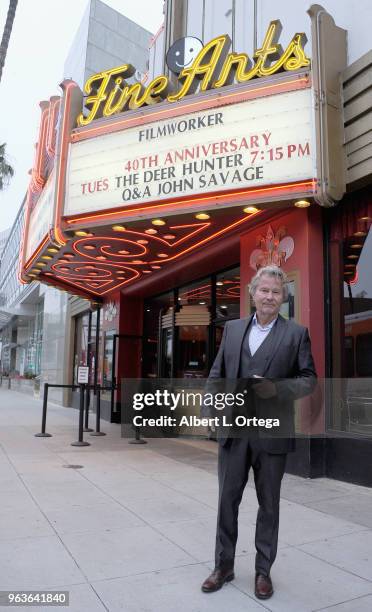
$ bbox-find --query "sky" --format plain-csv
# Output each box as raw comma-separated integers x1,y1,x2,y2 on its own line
0,0,164,233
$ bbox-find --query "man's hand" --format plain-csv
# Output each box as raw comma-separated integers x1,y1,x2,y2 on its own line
252,380,277,399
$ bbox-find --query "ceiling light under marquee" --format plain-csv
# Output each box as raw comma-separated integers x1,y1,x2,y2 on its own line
74,230,93,237
243,206,260,214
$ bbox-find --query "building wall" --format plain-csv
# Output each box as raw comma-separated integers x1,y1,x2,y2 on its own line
39,286,69,404
240,206,325,377
180,0,371,66
0,203,26,311
0,228,10,259
64,0,152,88
63,1,90,86
257,0,371,65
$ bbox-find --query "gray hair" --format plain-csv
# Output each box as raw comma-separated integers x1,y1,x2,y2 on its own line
249,265,289,300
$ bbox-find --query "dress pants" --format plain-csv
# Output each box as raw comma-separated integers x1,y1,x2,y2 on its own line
215,438,287,576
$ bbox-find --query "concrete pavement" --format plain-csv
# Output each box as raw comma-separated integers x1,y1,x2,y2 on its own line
0,387,372,611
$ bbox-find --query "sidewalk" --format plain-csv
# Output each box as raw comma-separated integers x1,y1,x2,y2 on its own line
1,388,372,612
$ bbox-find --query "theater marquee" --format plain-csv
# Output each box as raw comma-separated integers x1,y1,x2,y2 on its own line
65,88,314,217
22,11,344,297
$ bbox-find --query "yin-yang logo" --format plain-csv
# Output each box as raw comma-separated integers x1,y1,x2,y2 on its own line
166,37,204,74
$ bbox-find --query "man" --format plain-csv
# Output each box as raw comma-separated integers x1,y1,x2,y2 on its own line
201,264,316,600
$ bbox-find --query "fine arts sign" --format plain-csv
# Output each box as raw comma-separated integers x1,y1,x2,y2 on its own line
77,20,310,126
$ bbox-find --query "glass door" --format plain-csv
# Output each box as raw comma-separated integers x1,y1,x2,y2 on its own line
177,325,208,378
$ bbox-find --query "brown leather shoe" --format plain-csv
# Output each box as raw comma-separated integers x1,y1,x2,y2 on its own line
255,573,273,599
201,568,235,592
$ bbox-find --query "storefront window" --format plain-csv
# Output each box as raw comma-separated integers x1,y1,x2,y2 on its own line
143,292,174,378
329,199,372,434
142,267,240,378
343,225,372,376
215,267,240,320
178,279,211,306
72,312,90,385
177,325,208,377
103,331,114,388
34,300,44,376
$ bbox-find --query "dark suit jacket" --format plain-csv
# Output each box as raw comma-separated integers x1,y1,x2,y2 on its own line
207,314,317,453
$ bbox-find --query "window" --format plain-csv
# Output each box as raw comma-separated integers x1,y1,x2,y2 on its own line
215,266,240,320
328,199,372,434
72,312,90,385
142,266,240,378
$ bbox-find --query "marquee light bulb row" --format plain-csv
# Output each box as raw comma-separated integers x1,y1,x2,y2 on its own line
108,207,257,238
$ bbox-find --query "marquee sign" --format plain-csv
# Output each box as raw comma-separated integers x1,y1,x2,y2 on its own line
20,14,325,298
77,20,310,126
25,169,55,261
65,88,314,217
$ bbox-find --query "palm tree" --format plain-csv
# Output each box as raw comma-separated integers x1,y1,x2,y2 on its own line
0,143,14,190
0,0,18,83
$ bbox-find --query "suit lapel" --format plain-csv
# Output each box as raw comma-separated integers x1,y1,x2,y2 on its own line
262,314,289,375
231,315,253,378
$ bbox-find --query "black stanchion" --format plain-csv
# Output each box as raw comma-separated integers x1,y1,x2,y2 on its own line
71,384,90,447
90,385,106,437
35,383,52,438
83,384,93,432
129,426,147,445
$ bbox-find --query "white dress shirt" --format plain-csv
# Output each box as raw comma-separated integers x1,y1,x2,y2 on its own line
248,313,278,356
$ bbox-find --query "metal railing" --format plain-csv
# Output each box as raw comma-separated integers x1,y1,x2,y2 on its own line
35,383,115,446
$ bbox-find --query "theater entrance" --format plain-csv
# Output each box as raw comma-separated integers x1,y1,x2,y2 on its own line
142,266,241,379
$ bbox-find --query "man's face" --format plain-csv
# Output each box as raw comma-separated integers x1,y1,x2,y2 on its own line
252,274,284,320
